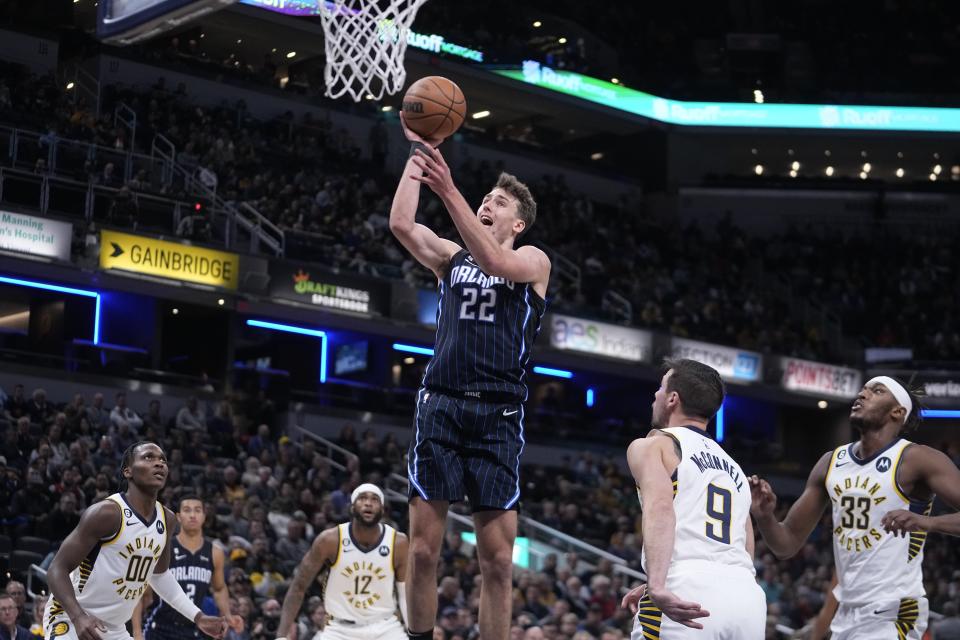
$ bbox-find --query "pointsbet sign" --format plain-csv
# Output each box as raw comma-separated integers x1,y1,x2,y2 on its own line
99,230,239,289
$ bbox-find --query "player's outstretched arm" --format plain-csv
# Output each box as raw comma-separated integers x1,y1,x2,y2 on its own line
389,114,460,279
276,528,338,639
882,445,960,536
211,544,244,632
750,450,832,559
410,146,551,288
627,436,709,630
47,501,122,640
149,508,225,639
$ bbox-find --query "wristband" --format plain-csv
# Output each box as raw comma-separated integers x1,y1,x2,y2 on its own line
409,142,430,157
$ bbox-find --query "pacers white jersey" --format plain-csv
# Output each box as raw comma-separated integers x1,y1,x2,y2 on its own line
45,493,168,629
638,427,753,573
825,439,931,605
324,523,399,623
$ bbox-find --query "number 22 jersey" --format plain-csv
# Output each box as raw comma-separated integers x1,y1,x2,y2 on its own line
422,250,546,401
46,493,168,628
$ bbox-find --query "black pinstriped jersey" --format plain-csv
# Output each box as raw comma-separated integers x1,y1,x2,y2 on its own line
144,539,213,629
422,250,546,400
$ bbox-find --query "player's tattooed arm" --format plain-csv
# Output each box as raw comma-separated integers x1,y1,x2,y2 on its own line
47,500,122,640
882,444,960,536
750,450,832,558
276,528,338,639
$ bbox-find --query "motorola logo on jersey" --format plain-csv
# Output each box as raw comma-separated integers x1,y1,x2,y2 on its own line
156,520,165,534
876,457,891,472
379,545,389,556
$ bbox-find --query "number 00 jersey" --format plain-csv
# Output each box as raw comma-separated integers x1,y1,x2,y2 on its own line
637,427,754,574
825,439,932,605
46,493,168,628
324,523,399,623
422,250,546,401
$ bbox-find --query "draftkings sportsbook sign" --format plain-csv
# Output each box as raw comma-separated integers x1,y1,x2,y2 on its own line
268,262,388,315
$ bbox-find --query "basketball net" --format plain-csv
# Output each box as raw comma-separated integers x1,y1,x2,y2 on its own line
320,0,428,102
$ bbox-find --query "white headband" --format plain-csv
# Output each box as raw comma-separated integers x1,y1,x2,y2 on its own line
865,376,913,423
351,483,384,505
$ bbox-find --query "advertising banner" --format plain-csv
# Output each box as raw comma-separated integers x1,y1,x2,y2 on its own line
549,313,652,363
0,211,72,260
268,262,389,315
670,337,762,382
779,357,862,398
100,229,239,289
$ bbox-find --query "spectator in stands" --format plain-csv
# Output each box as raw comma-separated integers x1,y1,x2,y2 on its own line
274,518,309,575
142,399,165,435
110,391,143,433
0,593,29,640
86,392,110,432
176,207,212,242
100,162,120,187
176,396,205,432
27,389,54,427
38,492,81,541
14,418,36,460
2,584,29,632
934,602,960,639
2,384,28,421
107,186,139,229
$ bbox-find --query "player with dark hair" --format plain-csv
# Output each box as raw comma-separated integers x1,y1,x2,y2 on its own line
43,441,226,640
389,117,550,640
275,484,408,640
132,495,244,640
621,359,765,639
751,376,960,639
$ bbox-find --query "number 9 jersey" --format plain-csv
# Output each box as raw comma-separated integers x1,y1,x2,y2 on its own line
46,493,168,635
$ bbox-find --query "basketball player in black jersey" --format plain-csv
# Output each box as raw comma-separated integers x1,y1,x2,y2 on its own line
132,496,243,640
390,116,551,640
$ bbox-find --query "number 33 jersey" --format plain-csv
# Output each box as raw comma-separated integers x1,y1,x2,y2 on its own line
639,427,754,574
324,523,399,623
825,439,931,605
46,493,168,629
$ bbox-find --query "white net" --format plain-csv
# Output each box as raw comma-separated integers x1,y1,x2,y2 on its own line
319,0,428,102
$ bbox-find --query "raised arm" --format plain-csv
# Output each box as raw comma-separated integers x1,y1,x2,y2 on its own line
276,528,338,638
409,146,551,291
882,444,960,536
389,115,460,279
750,450,832,559
47,500,122,640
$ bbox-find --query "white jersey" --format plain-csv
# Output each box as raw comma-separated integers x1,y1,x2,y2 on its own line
638,427,754,573
825,439,930,605
324,523,400,623
45,493,168,628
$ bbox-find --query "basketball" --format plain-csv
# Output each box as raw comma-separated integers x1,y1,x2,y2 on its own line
402,76,467,141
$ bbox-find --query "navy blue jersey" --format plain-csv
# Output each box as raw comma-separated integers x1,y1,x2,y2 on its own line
144,538,214,630
422,250,546,400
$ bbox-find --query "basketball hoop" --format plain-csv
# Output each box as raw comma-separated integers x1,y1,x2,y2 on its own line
319,0,428,102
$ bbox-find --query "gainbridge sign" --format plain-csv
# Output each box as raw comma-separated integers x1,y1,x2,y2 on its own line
99,230,240,289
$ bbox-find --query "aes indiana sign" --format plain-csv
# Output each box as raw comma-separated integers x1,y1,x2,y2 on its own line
268,262,389,315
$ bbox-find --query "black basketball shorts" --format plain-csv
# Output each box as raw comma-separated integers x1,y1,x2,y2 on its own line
407,388,525,511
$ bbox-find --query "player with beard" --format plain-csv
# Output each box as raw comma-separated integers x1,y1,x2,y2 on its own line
621,359,765,639
43,442,226,640
275,484,409,640
750,376,960,639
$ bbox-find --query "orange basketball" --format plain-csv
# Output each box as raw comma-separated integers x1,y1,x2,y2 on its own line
402,76,467,141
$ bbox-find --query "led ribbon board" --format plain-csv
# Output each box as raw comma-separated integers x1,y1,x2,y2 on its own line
495,61,960,132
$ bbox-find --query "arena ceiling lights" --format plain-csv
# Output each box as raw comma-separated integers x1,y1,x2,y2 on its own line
0,275,101,344
246,318,328,383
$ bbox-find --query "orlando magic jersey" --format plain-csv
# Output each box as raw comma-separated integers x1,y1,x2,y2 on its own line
144,538,214,633
825,439,931,605
422,250,546,400
44,494,167,629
